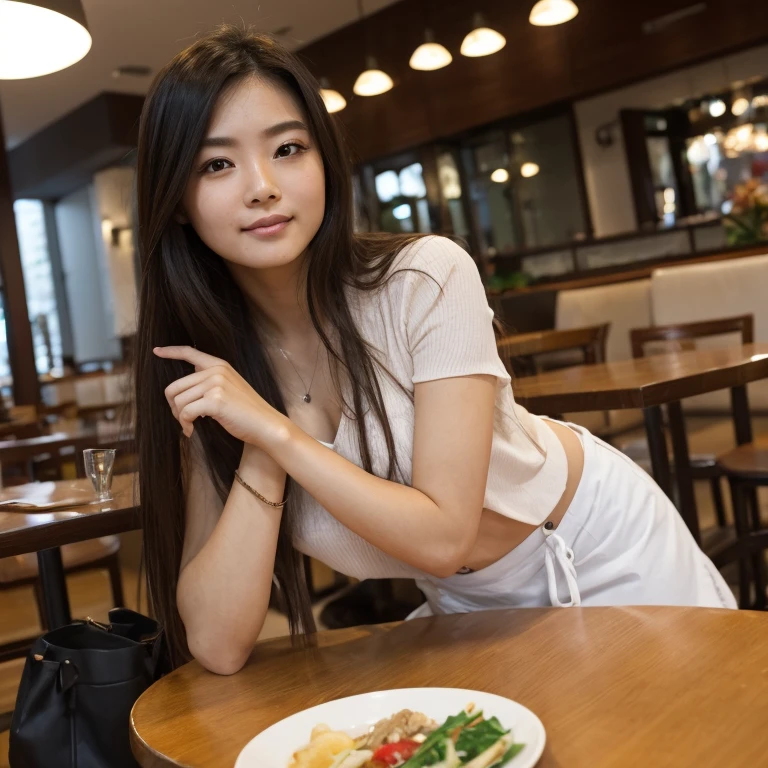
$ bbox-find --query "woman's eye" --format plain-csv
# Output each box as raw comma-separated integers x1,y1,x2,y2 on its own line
275,142,305,159
203,158,232,173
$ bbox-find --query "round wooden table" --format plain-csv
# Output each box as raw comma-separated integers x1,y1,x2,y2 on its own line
130,607,768,767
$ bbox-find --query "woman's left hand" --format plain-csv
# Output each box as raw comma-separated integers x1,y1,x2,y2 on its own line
153,346,289,450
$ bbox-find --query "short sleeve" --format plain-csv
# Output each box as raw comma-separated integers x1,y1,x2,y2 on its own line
393,237,511,386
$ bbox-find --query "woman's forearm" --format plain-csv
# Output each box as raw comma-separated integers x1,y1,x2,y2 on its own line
268,423,477,578
176,445,286,674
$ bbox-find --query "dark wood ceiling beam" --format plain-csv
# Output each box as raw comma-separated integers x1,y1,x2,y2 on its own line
8,92,144,201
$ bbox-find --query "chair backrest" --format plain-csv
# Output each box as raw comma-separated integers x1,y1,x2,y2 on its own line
630,314,754,359
497,323,610,377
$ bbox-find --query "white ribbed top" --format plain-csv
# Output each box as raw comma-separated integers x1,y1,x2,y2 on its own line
293,236,568,581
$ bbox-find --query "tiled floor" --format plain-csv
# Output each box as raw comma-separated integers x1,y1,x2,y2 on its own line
0,414,766,766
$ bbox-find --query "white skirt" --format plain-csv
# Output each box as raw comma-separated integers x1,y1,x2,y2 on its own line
411,419,736,617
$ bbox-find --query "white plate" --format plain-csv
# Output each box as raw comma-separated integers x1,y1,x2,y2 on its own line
235,687,546,768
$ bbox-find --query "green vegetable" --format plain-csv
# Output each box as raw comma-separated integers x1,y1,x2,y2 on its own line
400,710,479,768
455,717,509,761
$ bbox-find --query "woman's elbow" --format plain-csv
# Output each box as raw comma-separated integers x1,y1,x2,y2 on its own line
187,632,252,676
423,535,475,579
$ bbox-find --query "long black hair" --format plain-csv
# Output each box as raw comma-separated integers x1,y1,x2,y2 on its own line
135,25,426,667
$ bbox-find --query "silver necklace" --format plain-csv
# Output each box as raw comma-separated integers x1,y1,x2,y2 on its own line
277,341,322,404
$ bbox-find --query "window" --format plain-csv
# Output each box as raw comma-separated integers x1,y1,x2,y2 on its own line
373,161,432,234
460,114,588,254
13,199,63,374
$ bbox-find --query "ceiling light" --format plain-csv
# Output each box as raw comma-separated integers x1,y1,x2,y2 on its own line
318,78,346,113
521,162,540,178
461,13,506,57
732,97,750,116
708,99,726,117
490,168,509,183
529,0,579,27
353,56,393,96
409,29,452,71
0,0,92,79
704,133,717,145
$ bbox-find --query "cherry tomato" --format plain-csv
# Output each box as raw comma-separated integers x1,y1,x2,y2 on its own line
371,739,420,765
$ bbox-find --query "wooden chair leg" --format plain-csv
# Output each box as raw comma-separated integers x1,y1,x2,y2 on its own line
33,580,49,630
730,479,753,609
107,552,125,608
710,476,728,528
745,484,767,610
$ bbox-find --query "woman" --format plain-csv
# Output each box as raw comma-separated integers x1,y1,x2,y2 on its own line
135,26,734,675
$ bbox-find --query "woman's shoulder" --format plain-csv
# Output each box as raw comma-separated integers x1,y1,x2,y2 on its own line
388,235,476,284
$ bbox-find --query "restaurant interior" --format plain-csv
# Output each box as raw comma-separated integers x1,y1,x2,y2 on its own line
1,0,768,766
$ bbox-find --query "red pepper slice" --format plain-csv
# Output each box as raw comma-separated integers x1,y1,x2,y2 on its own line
371,739,420,765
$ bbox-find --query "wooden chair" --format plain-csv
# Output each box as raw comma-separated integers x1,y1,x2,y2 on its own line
630,314,754,360
715,437,768,609
630,314,754,531
0,435,135,660
496,324,610,379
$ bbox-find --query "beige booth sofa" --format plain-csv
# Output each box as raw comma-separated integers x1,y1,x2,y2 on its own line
650,253,768,412
555,278,652,434
552,251,768,460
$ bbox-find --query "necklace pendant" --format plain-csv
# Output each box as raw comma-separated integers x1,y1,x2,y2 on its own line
303,393,312,403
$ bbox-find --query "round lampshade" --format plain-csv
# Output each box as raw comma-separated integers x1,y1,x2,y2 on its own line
521,162,540,178
409,42,452,71
409,31,452,72
529,0,579,27
461,26,506,57
353,57,394,97
731,97,750,116
320,87,347,113
0,0,91,80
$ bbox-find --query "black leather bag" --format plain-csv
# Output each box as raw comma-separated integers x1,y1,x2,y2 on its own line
9,608,167,768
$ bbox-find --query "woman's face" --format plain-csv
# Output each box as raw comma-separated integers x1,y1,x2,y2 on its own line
181,76,325,271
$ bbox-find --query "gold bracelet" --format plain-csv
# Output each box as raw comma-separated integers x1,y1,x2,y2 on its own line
233,470,288,508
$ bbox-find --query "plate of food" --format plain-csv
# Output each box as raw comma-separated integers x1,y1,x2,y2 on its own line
235,687,545,768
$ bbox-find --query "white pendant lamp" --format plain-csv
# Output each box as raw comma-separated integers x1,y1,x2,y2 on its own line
409,29,452,71
461,13,506,58
318,78,347,113
353,0,394,96
0,0,92,80
529,0,579,27
521,162,540,178
353,56,394,96
732,97,750,116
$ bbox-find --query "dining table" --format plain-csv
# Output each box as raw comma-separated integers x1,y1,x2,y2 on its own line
0,472,140,627
513,343,768,544
129,606,768,767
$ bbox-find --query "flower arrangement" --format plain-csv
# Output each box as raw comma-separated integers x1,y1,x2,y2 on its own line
724,179,768,246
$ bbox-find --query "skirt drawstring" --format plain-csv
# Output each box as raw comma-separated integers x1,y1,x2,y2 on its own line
543,524,581,607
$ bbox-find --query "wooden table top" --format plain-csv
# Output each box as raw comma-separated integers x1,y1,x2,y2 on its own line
0,427,133,463
130,606,768,768
514,343,768,413
0,472,139,558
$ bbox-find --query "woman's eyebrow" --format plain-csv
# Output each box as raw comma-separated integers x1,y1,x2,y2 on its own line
262,119,308,138
199,136,238,148
199,120,308,149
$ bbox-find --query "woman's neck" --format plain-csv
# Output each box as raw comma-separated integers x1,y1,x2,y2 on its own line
228,252,320,346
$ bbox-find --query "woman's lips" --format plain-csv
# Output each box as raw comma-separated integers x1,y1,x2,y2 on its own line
243,218,292,237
